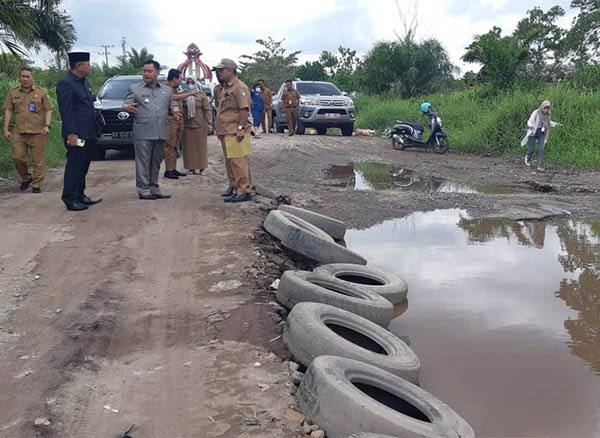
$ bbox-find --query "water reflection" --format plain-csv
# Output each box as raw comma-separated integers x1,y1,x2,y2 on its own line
345,210,600,437
326,162,518,194
458,216,600,372
458,217,547,248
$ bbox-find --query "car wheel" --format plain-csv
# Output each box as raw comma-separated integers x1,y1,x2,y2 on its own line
341,123,354,137
274,114,285,134
276,271,393,327
297,356,475,438
284,302,420,383
92,148,106,160
316,127,327,135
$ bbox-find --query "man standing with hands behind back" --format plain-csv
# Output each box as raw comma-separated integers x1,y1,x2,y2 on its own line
281,80,300,136
123,60,181,200
56,51,102,211
257,79,272,134
3,67,52,193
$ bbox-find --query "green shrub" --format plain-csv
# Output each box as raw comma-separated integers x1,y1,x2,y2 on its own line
355,83,600,168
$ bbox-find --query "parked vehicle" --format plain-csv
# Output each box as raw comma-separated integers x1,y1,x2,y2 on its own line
272,81,356,136
390,103,449,154
94,75,214,158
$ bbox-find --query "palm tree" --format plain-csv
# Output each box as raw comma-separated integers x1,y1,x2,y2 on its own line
0,0,75,56
127,47,154,70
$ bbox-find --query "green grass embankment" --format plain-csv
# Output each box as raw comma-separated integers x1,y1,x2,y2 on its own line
355,84,600,169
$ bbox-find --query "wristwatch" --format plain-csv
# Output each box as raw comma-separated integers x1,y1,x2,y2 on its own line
237,125,244,130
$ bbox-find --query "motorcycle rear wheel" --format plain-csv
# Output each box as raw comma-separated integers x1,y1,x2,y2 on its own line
433,136,449,154
391,136,407,150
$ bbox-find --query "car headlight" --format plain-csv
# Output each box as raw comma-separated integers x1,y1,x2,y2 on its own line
300,98,318,105
346,100,354,106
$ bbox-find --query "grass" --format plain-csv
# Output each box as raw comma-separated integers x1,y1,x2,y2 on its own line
355,83,600,169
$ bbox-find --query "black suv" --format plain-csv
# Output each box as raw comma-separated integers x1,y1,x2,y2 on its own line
94,75,212,158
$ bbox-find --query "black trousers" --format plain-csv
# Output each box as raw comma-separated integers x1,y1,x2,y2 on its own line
61,138,96,204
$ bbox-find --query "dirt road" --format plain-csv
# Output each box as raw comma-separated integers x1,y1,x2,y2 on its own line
0,140,300,438
1,133,599,438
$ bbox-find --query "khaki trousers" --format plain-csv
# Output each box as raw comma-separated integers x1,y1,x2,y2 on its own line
219,136,252,195
165,118,183,171
284,107,299,133
261,108,272,132
13,132,48,188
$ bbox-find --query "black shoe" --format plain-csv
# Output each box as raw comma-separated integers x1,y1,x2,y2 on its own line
20,178,33,191
288,132,295,136
139,194,157,200
65,200,89,211
80,196,102,205
32,187,41,194
224,193,252,203
221,187,235,197
152,193,172,199
164,171,179,180
174,170,187,177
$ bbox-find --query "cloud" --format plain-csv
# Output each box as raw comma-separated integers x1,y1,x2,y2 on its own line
47,0,574,74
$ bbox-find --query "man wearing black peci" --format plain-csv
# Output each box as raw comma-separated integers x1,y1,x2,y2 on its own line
56,51,103,211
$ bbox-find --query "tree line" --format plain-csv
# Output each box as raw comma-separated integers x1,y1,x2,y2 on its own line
1,0,598,97
240,0,599,96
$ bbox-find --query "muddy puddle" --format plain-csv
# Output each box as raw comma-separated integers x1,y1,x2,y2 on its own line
345,210,600,437
327,162,518,194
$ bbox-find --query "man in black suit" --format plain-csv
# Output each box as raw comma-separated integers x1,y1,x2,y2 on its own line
56,51,102,211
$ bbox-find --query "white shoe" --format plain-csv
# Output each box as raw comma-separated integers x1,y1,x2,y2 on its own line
537,167,545,172
525,155,531,167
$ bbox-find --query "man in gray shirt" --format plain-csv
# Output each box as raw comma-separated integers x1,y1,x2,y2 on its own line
123,60,181,199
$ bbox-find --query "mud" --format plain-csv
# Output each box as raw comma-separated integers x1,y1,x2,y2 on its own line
0,143,303,438
2,132,600,437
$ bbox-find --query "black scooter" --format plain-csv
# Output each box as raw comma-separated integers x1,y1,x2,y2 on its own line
390,111,449,154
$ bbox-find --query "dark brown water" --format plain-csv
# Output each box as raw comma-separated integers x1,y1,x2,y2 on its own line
345,210,600,438
327,162,518,194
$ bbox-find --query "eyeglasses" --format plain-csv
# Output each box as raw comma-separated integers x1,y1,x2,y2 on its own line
543,106,550,109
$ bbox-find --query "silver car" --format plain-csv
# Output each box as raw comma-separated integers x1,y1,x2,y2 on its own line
272,81,356,136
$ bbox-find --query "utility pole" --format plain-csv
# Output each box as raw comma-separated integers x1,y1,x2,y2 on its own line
99,44,114,69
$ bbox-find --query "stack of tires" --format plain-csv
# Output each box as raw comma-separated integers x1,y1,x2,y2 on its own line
263,206,475,438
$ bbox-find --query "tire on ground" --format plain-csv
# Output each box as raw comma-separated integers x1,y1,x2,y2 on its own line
276,271,393,327
278,205,347,240
314,263,408,304
348,434,400,438
263,210,366,265
284,302,420,383
297,356,475,438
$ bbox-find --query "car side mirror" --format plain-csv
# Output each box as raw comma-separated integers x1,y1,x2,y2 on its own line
342,91,348,96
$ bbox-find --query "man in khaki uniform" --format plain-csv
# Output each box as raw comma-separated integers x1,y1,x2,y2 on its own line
281,80,300,136
258,79,272,133
212,70,236,194
3,67,52,192
164,68,195,179
213,58,252,203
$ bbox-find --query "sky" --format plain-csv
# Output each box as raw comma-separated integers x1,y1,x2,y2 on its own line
45,0,575,75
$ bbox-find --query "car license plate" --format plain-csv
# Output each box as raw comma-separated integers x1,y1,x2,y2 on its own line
325,113,340,119
112,131,132,139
